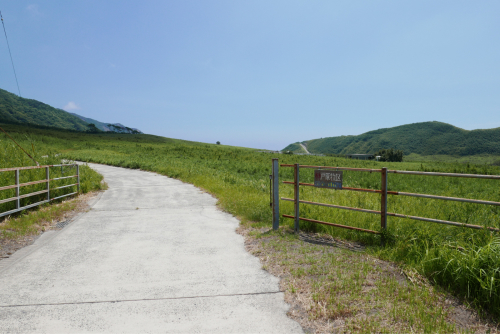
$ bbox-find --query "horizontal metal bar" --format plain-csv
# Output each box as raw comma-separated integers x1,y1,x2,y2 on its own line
282,214,380,234
280,164,382,173
50,192,77,201
19,189,48,199
0,197,17,205
281,181,399,195
0,175,78,192
0,164,76,173
279,164,500,179
281,197,382,215
281,197,499,232
52,183,77,191
0,184,17,191
0,179,47,191
387,212,499,232
50,175,77,181
388,170,500,180
0,200,49,218
282,181,500,206
395,191,500,206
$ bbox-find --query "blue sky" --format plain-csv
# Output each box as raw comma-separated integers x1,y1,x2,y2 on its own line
1,1,499,150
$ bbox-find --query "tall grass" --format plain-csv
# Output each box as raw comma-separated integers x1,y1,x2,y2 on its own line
0,130,105,214
1,122,500,319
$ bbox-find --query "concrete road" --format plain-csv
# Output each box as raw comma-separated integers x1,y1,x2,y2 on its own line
0,164,303,333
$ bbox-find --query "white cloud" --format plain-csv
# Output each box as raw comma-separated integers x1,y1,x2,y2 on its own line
63,102,80,111
26,4,42,16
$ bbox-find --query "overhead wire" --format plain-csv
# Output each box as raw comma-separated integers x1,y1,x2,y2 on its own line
1,10,39,166
1,10,21,97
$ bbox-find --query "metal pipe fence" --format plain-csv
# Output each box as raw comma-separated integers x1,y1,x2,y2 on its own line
270,160,500,239
0,164,80,218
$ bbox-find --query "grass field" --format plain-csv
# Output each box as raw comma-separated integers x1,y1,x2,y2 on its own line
405,152,500,165
0,125,105,237
1,122,500,321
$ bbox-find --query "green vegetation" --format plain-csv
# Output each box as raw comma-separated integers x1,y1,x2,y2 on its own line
0,88,141,134
0,124,105,230
284,121,500,157
285,142,308,154
0,88,89,131
1,197,80,238
405,153,500,166
376,148,404,162
1,122,500,320
247,227,482,332
86,123,101,133
70,112,110,132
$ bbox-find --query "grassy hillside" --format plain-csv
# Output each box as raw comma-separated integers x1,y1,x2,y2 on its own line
284,121,500,156
1,122,500,321
69,113,113,132
0,88,89,131
70,113,143,134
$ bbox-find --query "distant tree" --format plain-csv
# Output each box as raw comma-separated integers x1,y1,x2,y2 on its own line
216,141,221,145
86,123,99,133
376,148,403,162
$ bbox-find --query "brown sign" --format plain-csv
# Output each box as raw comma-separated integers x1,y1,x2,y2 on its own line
314,170,343,189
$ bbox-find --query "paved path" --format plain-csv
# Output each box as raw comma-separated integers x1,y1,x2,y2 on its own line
0,164,303,333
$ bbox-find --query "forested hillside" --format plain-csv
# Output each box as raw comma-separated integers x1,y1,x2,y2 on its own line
70,113,143,134
0,88,89,131
284,121,500,156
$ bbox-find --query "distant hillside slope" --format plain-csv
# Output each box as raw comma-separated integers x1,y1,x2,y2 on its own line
0,88,88,131
69,113,142,134
0,88,143,134
283,121,500,156
69,113,113,132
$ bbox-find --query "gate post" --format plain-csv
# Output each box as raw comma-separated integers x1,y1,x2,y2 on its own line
272,158,280,230
46,167,50,201
294,164,300,232
381,167,388,237
15,170,20,209
77,164,80,193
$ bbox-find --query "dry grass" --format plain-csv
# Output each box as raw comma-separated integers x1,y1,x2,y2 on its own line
238,223,500,334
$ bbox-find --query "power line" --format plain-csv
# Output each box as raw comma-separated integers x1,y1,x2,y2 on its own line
1,10,22,97
0,11,39,166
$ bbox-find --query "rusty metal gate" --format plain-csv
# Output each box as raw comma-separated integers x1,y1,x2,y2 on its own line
270,159,500,239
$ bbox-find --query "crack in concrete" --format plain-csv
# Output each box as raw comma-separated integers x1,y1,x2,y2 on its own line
0,290,283,308
91,206,214,212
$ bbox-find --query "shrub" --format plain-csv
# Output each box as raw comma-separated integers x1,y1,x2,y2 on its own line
376,148,403,162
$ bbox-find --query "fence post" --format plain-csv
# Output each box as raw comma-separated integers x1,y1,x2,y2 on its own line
381,167,388,243
15,169,20,209
76,164,80,193
272,159,279,230
294,163,300,232
46,167,50,201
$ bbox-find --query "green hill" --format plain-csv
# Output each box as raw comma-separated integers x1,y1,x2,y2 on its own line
0,88,89,131
284,121,500,156
69,113,112,132
69,113,143,134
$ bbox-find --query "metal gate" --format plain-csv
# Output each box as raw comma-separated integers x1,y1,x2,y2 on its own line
0,164,80,218
270,159,500,238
